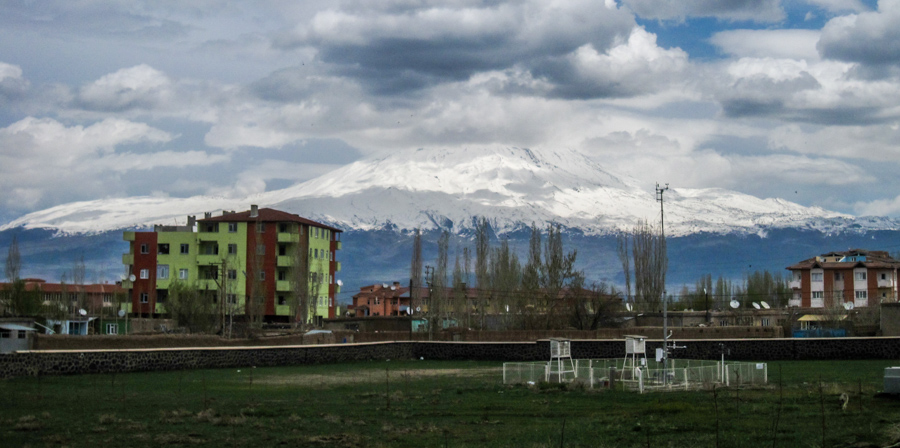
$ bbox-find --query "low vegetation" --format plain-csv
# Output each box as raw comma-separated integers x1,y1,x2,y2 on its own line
2,359,900,447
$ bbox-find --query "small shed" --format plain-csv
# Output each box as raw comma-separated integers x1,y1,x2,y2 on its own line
0,322,36,353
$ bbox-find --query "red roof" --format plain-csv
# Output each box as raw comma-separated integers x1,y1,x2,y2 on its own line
199,207,342,232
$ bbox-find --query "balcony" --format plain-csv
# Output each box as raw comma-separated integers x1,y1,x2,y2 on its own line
122,253,133,265
334,241,342,251
123,231,135,241
276,280,292,291
811,298,824,308
335,261,341,272
277,256,294,267
196,254,220,265
878,278,894,288
789,280,801,289
277,232,299,243
121,280,133,289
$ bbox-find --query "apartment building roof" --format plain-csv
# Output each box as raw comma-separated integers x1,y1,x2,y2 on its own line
198,207,342,233
787,249,900,270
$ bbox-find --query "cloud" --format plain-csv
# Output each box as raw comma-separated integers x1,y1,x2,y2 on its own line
0,117,232,210
75,64,173,112
818,0,900,68
710,29,821,60
713,56,900,125
806,0,869,13
769,123,900,161
854,194,900,217
276,0,637,95
621,0,784,22
540,27,689,99
0,62,29,103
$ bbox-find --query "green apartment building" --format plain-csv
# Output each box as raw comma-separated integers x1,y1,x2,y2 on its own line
122,205,342,324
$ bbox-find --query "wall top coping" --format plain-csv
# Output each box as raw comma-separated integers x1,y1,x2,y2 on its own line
10,337,900,356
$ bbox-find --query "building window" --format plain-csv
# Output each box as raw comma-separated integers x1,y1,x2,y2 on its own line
227,269,237,280
258,223,266,233
855,272,867,281
812,291,824,299
259,271,266,281
719,320,728,327
856,290,868,300
180,244,190,254
179,269,189,280
278,270,288,281
140,292,149,303
315,227,320,238
882,273,888,280
106,323,118,335
761,318,769,327
17,330,26,339
140,243,149,254
0,330,9,339
835,290,844,300
228,243,238,255
157,265,169,280
140,269,149,279
279,223,289,233
103,295,111,304
158,243,170,255
226,294,237,304
228,222,238,233
834,272,842,281
257,244,265,255
811,272,823,282
205,223,218,232
278,295,286,305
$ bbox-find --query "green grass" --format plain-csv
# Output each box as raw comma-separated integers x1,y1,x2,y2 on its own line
3,359,900,447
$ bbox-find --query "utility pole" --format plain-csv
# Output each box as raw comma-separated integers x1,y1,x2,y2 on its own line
656,183,670,385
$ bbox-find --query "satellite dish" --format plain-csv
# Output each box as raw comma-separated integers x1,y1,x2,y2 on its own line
843,302,855,311
128,274,136,282
390,285,396,291
408,308,414,315
382,283,389,288
117,309,126,318
729,299,740,309
336,279,343,286
752,302,761,310
626,302,633,312
415,306,421,312
760,301,770,309
78,308,87,316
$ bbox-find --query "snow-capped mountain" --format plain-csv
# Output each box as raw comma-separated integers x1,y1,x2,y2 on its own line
1,146,895,236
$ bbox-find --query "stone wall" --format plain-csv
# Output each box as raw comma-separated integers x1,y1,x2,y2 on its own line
3,337,900,380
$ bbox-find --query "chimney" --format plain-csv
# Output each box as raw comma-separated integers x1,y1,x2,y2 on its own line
204,212,212,219
250,204,259,218
187,215,196,228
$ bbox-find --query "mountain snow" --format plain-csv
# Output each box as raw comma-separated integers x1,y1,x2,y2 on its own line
1,146,892,236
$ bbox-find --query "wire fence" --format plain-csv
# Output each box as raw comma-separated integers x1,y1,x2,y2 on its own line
503,359,767,393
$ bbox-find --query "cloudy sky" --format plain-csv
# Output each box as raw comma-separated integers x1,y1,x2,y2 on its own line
1,0,899,224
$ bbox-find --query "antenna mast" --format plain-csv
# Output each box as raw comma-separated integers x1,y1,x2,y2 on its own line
656,183,670,385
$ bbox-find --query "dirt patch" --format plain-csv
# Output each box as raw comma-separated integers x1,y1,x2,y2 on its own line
257,367,501,387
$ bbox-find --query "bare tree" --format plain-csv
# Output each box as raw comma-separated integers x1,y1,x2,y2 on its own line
5,235,20,282
290,231,311,328
520,222,542,330
72,254,87,314
631,219,667,312
474,218,491,328
490,238,520,329
616,232,631,303
429,230,450,339
165,280,217,333
409,228,423,317
570,282,622,330
540,224,579,329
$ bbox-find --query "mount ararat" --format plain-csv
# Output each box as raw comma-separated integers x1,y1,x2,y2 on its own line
2,146,899,300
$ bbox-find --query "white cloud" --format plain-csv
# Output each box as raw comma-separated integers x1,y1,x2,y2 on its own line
621,0,784,22
710,29,821,61
0,117,232,210
77,64,173,111
854,194,900,217
806,0,868,13
818,0,900,67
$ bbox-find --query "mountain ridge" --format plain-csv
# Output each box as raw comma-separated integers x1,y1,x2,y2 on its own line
2,146,897,236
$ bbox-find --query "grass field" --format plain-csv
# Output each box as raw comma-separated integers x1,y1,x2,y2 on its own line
3,359,900,447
